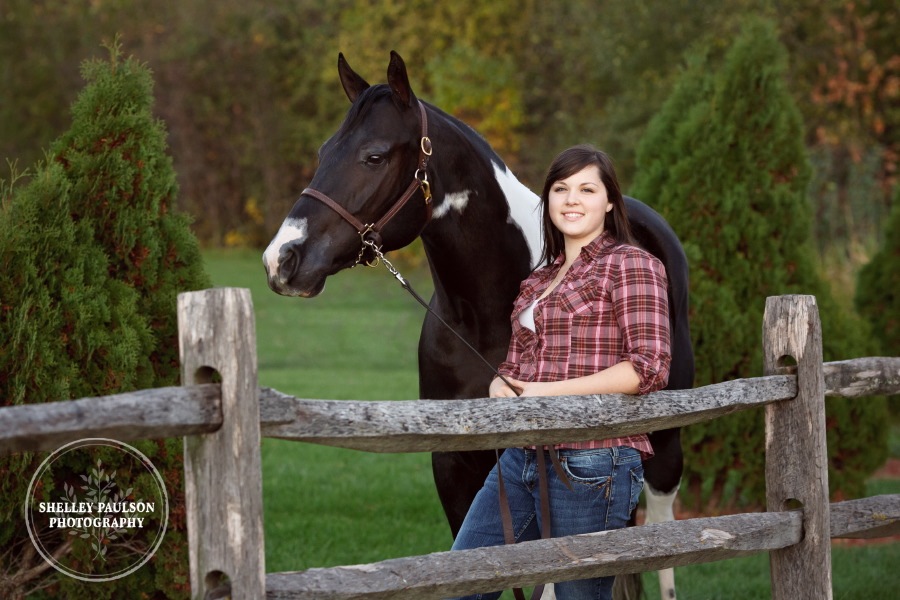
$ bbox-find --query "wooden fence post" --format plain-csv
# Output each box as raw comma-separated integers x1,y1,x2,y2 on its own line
762,295,832,599
178,288,265,599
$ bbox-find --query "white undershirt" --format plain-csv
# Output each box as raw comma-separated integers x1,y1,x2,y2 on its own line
518,298,539,332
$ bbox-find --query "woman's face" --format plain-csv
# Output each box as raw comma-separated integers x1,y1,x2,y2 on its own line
548,165,612,247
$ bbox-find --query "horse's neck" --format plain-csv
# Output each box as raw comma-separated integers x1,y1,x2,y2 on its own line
420,114,541,316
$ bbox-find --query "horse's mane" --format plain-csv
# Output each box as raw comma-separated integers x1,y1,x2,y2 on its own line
342,85,508,172
424,101,507,171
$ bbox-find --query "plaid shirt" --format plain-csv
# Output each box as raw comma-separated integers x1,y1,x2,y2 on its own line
499,232,671,456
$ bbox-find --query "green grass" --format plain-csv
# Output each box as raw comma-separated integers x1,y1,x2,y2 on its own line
639,543,900,600
203,249,451,571
204,248,898,598
204,248,430,402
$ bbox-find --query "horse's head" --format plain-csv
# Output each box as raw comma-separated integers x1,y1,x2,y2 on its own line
263,51,433,297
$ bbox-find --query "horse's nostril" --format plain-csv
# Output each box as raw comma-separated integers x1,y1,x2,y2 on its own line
280,246,300,281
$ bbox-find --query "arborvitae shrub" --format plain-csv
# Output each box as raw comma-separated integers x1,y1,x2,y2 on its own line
631,18,888,509
52,43,211,388
0,162,149,597
856,187,900,415
1,43,208,598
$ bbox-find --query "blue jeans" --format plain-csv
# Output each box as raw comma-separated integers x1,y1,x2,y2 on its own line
449,446,644,600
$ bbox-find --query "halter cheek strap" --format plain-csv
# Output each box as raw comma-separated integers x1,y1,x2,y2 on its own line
302,100,433,266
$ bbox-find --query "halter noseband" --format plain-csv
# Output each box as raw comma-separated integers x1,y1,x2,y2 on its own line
302,100,433,267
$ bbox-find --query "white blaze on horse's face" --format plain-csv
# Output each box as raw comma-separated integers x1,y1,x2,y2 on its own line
492,164,543,269
263,217,308,283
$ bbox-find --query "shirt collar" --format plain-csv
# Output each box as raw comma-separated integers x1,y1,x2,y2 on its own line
580,231,618,260
550,231,617,269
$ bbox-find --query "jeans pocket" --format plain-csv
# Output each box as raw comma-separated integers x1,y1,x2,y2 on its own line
562,452,611,489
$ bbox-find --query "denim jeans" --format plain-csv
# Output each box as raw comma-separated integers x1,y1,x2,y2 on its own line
449,446,644,600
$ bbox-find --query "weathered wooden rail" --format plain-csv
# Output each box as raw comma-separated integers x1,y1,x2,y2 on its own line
1,288,898,599
6,360,899,455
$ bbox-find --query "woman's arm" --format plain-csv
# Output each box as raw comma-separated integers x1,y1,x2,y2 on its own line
491,361,640,398
613,252,671,394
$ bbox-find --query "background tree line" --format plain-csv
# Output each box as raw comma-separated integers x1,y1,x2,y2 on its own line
2,0,896,275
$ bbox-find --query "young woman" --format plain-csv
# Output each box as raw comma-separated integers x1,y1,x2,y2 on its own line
450,145,671,600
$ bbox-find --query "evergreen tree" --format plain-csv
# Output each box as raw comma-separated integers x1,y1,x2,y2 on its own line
856,188,900,414
631,18,888,508
0,163,148,597
1,43,208,598
52,41,211,389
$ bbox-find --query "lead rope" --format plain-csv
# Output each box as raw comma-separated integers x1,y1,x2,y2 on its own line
364,240,571,600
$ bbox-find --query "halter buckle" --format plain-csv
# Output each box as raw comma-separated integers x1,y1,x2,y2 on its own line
415,169,432,204
358,225,382,268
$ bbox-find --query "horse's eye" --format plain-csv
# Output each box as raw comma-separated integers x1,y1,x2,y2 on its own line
365,154,386,167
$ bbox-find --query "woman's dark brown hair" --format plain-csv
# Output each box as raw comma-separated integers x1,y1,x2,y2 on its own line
539,144,633,266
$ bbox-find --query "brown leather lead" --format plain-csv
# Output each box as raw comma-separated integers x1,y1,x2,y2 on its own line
496,445,572,600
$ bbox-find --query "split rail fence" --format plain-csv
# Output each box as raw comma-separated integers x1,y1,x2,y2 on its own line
2,288,899,599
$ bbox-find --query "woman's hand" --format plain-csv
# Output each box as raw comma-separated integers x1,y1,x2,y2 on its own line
489,376,524,397
489,377,556,397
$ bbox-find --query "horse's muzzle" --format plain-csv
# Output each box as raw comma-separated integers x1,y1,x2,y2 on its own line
263,243,326,298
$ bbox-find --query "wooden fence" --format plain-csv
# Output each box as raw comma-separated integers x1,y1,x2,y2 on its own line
2,287,899,599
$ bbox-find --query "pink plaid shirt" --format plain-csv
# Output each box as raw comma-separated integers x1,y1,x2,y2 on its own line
499,232,671,457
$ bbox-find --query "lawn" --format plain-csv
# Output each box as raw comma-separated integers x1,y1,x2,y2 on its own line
204,248,452,570
204,248,898,599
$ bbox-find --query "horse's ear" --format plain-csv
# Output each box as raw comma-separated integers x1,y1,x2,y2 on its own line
338,53,370,103
387,50,417,109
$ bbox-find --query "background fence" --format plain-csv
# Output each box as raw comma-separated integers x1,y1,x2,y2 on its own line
2,288,899,599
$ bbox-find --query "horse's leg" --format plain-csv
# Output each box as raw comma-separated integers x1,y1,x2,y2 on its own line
643,428,683,600
644,483,679,599
431,449,498,537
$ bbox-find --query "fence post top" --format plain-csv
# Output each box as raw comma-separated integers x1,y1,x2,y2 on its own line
763,295,821,369
177,286,253,303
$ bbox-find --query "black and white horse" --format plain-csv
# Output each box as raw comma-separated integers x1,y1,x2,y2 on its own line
263,52,694,599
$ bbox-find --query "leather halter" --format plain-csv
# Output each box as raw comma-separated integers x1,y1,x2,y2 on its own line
301,100,433,266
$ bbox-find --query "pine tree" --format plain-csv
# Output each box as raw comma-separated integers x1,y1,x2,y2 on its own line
631,18,888,508
52,41,211,388
0,163,148,597
856,187,900,414
1,42,208,598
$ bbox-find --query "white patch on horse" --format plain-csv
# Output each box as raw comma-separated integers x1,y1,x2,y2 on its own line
644,481,678,524
492,163,542,269
433,190,471,219
645,482,680,599
263,217,308,277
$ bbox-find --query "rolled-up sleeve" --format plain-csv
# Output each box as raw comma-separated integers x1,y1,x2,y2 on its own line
498,323,525,380
612,252,671,394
